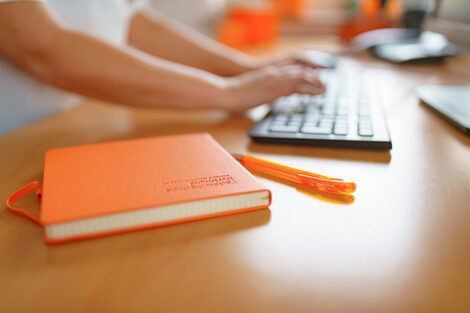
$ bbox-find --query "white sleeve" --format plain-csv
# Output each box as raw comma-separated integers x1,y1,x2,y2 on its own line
128,0,148,17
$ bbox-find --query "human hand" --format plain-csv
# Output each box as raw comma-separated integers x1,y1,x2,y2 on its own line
219,64,325,112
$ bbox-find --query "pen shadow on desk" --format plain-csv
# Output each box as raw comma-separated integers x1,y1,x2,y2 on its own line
247,142,392,163
248,169,355,205
36,208,271,267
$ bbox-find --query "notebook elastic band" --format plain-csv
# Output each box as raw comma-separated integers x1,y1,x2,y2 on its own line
6,181,43,225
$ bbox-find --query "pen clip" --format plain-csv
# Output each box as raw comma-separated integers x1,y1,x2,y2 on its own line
297,174,356,194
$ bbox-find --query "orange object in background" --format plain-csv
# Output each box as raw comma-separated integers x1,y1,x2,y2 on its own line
218,5,279,48
360,0,381,19
270,0,305,18
228,7,279,44
217,19,246,48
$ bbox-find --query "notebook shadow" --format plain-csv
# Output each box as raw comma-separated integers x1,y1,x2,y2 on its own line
247,142,392,163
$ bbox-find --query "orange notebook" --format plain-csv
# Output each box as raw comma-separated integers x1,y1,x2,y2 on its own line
7,133,271,244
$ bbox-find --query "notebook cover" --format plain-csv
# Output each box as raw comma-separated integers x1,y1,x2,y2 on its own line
41,133,271,242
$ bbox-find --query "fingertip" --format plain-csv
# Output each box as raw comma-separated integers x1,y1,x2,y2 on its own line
301,71,324,89
296,84,326,96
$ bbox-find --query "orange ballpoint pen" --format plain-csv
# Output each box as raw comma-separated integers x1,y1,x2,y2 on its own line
233,154,356,194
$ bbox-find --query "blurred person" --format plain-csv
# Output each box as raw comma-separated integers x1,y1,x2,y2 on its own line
0,0,325,134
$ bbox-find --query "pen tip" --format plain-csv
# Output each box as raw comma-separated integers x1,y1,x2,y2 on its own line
232,153,242,161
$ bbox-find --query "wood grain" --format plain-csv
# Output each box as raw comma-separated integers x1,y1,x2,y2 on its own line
1,36,469,313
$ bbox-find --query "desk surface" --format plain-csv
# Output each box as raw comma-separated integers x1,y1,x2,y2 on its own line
1,36,470,313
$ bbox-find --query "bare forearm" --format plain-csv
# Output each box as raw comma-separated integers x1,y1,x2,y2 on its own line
0,2,324,115
128,11,258,76
29,30,226,109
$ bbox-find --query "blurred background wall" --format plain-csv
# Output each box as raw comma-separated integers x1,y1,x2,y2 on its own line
149,0,348,34
148,0,227,33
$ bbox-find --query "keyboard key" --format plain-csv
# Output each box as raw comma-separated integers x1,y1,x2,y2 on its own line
359,121,373,129
322,107,336,116
271,117,286,123
303,120,320,128
304,97,324,106
273,99,304,113
270,121,286,127
358,128,374,137
305,111,321,120
336,107,349,116
334,126,349,136
358,115,370,121
269,125,300,133
335,115,349,122
287,122,302,128
321,115,335,121
304,112,321,119
358,108,370,117
319,120,334,129
279,96,298,105
273,114,288,121
299,95,313,104
335,119,348,126
302,121,319,128
322,114,336,120
305,114,320,120
289,114,304,122
302,126,332,135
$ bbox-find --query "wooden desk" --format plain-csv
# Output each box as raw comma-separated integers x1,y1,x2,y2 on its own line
1,36,470,313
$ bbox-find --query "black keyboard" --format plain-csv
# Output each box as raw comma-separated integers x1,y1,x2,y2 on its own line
249,69,392,150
